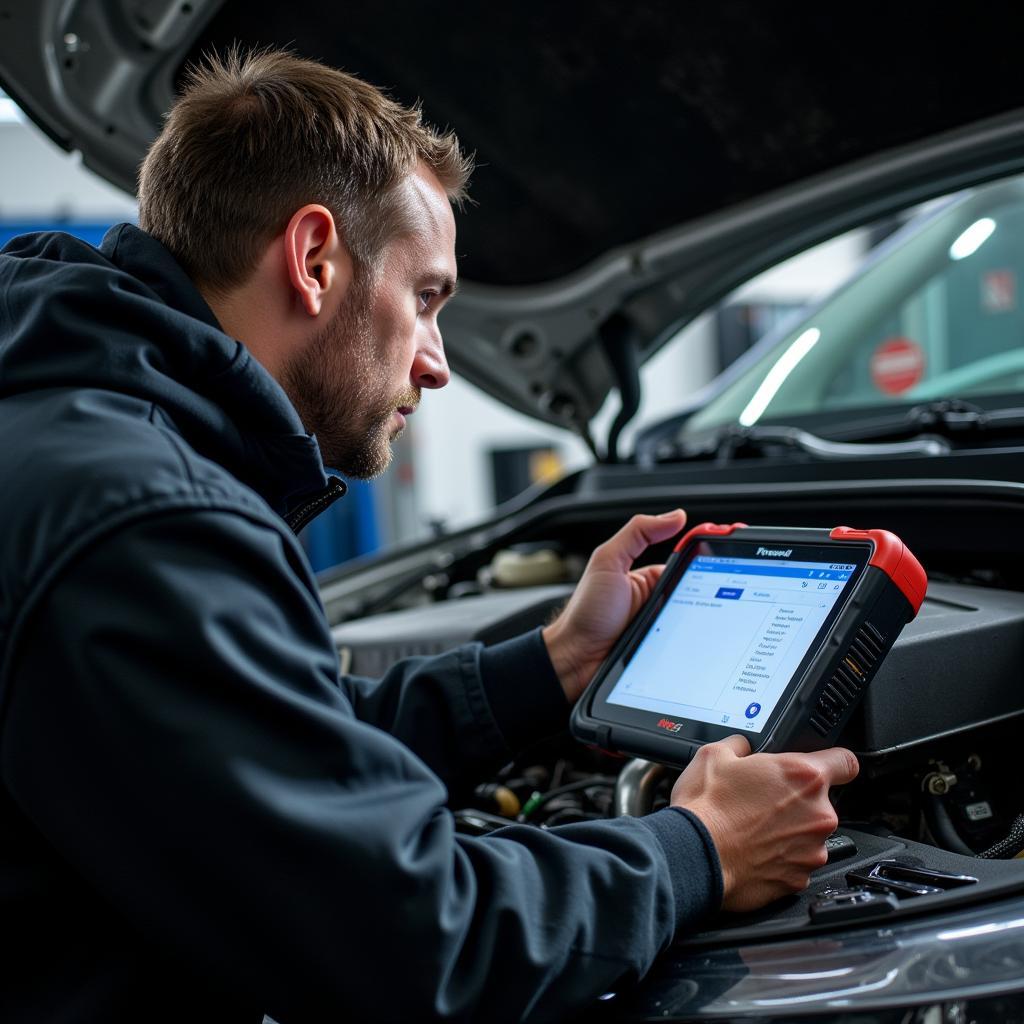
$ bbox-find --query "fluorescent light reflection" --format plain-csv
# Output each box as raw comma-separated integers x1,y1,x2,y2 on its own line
937,917,1024,942
738,328,821,427
753,968,898,1007
949,218,996,260
0,97,24,124
778,968,854,981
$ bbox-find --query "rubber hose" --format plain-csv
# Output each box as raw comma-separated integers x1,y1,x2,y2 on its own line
922,791,975,856
978,812,1024,860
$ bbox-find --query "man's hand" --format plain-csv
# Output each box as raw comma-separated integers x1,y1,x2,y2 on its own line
542,509,687,703
672,735,859,912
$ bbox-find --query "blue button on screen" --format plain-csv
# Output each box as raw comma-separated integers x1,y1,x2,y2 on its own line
716,587,743,600
745,702,762,719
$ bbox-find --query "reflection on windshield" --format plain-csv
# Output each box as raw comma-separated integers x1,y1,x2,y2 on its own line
739,328,821,426
950,218,995,260
686,176,1024,436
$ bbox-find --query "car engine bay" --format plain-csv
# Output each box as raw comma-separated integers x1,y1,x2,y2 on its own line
322,470,1024,942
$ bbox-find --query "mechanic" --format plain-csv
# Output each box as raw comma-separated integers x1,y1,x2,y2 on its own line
0,49,857,1022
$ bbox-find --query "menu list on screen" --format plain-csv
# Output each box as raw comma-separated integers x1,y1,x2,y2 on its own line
606,556,855,732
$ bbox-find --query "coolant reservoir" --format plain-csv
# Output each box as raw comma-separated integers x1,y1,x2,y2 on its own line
488,543,571,588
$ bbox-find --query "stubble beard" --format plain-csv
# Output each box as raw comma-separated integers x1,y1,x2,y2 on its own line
280,278,420,479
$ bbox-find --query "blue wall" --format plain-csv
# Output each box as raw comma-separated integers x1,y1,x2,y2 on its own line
301,479,380,573
0,221,116,249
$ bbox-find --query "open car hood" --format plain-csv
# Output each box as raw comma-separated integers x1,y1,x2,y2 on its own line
4,0,1024,447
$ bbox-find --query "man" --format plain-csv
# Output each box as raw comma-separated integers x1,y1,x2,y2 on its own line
0,49,856,1022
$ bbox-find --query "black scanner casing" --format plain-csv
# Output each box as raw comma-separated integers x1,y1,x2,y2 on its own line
570,526,921,767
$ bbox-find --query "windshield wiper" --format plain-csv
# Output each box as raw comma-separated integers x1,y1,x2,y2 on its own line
653,400,1024,465
906,399,1024,435
676,424,951,464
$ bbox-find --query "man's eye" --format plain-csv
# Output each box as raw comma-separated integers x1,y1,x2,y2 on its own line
418,291,437,311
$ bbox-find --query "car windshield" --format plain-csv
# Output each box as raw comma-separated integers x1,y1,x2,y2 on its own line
683,174,1024,437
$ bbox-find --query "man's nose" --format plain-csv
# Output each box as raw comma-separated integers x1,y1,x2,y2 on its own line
412,330,450,390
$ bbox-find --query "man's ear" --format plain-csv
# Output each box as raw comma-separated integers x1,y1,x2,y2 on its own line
283,204,354,317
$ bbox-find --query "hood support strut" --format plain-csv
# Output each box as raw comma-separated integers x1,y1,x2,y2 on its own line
599,313,641,464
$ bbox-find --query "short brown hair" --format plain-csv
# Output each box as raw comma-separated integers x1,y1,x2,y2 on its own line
138,48,472,292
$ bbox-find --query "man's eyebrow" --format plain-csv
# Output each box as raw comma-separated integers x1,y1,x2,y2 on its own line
439,276,458,298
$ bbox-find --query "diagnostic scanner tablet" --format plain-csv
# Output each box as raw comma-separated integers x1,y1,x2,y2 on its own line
570,523,926,766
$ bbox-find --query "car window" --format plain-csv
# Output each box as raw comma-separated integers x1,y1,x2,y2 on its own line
684,174,1024,434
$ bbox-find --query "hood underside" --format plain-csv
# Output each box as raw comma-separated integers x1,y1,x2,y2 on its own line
3,0,1024,439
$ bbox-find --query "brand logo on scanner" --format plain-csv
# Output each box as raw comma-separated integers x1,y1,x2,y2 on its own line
657,718,684,733
756,547,793,557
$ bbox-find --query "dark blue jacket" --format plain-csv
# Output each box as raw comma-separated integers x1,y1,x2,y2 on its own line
0,225,721,1023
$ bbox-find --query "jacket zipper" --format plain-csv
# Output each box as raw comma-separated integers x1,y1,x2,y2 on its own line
284,476,348,534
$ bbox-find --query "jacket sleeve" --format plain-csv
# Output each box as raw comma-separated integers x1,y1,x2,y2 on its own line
336,628,572,785
1,507,722,1023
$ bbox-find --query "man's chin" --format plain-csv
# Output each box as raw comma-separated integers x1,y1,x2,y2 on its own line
346,433,396,479
313,410,405,479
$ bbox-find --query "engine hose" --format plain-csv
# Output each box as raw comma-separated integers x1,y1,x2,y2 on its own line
614,759,671,817
977,812,1024,859
922,791,975,856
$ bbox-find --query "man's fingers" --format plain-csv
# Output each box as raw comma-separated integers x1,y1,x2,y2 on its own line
595,510,687,570
631,564,664,592
714,734,752,758
802,747,860,786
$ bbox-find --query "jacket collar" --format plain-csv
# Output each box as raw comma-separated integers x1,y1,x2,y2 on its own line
101,224,343,519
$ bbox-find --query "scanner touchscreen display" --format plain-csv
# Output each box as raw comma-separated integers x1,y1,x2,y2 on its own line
606,554,857,733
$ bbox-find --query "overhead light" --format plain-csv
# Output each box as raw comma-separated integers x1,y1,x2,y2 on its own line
739,328,821,427
949,217,996,260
